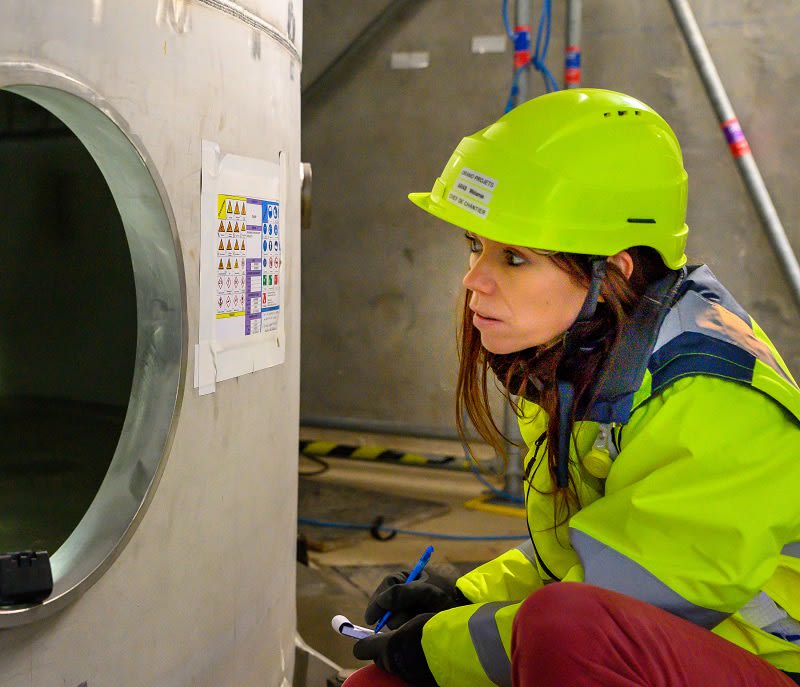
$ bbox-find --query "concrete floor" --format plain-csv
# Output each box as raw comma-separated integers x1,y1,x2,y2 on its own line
295,436,529,682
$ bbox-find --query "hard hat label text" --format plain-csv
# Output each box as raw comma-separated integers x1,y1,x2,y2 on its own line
447,190,489,218
446,167,496,218
458,167,497,191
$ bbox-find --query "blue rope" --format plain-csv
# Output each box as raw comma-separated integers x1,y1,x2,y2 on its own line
532,0,560,93
501,0,514,39
503,0,560,112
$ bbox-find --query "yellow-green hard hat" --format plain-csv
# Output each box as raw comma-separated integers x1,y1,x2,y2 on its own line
409,88,688,268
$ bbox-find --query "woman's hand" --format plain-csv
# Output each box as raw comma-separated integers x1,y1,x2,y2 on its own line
353,613,438,686
364,569,468,629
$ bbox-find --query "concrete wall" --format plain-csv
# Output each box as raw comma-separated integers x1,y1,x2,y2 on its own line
300,0,800,431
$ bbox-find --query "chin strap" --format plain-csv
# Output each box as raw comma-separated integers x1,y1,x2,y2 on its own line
555,257,607,488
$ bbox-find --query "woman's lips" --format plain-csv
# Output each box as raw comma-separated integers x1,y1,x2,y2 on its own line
472,312,501,327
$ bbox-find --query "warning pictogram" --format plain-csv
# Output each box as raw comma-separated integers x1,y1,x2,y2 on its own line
211,195,283,337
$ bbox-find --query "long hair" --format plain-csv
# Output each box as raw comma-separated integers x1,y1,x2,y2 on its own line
455,246,669,517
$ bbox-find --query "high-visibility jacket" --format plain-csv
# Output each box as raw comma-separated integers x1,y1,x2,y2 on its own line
420,265,800,687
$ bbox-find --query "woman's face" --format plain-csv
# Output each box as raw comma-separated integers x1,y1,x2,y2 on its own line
462,232,588,355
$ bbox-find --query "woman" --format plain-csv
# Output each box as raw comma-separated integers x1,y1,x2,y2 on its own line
342,89,800,687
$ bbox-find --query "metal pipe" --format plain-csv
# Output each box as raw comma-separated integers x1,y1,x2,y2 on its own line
564,0,582,88
502,401,525,500
514,0,532,105
667,0,800,310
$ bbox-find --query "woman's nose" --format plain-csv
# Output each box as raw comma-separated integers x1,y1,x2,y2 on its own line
463,257,494,294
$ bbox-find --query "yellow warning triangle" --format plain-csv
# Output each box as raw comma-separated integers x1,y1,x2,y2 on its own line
218,259,224,270
226,258,232,269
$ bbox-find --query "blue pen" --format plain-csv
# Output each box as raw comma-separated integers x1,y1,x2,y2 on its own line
374,545,435,633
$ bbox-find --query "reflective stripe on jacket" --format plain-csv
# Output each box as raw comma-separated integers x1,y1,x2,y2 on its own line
421,266,800,686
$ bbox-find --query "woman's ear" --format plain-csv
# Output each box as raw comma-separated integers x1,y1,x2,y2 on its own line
606,250,634,280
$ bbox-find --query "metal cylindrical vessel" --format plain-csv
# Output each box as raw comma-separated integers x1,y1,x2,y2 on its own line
0,2,301,685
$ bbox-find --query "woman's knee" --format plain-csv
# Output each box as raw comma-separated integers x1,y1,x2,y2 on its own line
514,582,611,638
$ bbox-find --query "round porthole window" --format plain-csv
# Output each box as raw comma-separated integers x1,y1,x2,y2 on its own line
0,70,185,626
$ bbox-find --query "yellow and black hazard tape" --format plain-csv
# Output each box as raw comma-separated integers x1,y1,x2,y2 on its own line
298,439,473,470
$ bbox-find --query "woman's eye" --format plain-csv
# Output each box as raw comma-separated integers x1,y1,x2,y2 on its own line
505,250,526,266
465,233,481,253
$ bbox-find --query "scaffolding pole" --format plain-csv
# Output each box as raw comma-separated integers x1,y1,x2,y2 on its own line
565,0,582,88
513,0,533,105
668,0,800,310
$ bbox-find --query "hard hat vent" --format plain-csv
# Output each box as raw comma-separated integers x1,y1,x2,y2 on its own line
603,109,642,118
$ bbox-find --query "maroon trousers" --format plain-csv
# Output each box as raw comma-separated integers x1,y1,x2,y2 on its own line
342,583,799,687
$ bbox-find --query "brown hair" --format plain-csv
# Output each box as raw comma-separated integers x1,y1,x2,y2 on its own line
455,247,669,517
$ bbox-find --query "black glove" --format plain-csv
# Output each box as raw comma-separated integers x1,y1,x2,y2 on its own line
353,612,438,686
365,568,468,629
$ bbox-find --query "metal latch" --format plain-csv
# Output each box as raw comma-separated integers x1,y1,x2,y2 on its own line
0,550,53,605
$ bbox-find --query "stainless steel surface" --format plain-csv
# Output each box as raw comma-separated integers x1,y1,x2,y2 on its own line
0,2,301,685
196,0,301,62
668,0,800,309
0,70,186,627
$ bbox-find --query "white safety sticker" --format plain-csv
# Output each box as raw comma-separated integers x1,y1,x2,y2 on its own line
446,167,497,218
447,190,489,218
459,167,497,190
454,178,493,204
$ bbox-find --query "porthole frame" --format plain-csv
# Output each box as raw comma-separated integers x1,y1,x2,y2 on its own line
0,62,187,627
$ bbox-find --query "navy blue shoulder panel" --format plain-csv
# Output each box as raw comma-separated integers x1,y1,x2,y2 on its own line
648,331,755,396
582,265,758,424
